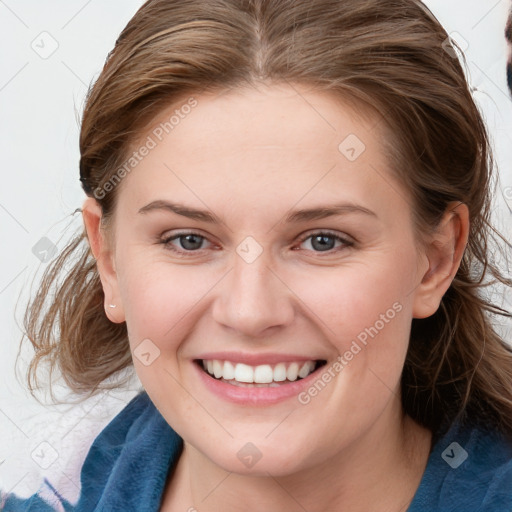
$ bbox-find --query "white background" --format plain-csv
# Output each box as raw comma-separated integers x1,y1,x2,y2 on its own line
0,0,511,504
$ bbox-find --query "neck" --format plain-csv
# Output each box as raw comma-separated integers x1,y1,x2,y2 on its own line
162,399,432,512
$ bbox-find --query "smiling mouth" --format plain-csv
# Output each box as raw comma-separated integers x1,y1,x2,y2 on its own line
195,359,327,387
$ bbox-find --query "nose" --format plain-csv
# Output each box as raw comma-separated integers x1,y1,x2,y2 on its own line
211,252,295,339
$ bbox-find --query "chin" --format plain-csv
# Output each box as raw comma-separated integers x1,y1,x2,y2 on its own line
216,451,308,477
196,436,315,477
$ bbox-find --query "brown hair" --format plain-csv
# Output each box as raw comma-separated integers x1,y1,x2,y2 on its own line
21,0,512,436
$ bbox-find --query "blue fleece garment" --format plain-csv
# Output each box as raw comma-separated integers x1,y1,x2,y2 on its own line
3,391,512,511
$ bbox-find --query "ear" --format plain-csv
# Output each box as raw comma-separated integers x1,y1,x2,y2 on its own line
82,197,125,323
412,201,469,319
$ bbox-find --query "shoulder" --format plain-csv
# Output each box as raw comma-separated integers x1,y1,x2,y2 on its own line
74,390,183,511
409,420,512,512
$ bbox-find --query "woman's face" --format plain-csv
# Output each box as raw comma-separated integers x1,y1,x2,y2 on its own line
101,83,431,475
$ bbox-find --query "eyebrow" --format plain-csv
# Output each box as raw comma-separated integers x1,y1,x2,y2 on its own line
138,200,377,223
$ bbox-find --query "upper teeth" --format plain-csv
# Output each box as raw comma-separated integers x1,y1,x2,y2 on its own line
202,360,317,384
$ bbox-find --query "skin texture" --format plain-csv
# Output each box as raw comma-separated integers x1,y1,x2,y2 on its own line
83,83,469,511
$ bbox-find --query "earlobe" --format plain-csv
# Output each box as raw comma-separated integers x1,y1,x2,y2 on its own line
81,198,126,323
412,202,469,319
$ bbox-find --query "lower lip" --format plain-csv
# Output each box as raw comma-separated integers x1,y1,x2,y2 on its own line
193,361,325,406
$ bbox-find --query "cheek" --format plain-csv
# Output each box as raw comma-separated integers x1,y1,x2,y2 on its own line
293,256,414,337
290,252,416,386
117,258,215,345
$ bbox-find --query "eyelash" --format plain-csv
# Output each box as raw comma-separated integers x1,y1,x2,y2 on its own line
159,230,354,256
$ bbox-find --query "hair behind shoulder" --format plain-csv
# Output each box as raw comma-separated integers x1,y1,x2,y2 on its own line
21,0,512,436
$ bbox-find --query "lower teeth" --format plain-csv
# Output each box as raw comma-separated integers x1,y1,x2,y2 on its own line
220,378,284,388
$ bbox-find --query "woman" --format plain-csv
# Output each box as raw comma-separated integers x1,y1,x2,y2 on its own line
3,0,512,510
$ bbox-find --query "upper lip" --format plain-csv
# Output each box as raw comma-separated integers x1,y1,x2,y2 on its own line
195,352,325,366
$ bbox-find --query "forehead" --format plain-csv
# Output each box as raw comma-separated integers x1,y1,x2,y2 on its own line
115,83,409,226
129,83,385,175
